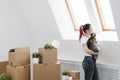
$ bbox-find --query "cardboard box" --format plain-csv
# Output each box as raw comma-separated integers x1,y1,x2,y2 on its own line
0,61,8,75
33,63,60,80
7,65,30,80
8,47,30,66
69,71,80,80
38,48,57,64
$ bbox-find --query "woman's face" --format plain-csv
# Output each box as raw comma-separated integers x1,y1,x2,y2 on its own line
87,27,93,34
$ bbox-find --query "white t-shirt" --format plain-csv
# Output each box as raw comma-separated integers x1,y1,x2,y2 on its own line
81,36,92,57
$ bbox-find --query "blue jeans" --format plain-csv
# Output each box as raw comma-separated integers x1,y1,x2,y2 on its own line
82,56,99,80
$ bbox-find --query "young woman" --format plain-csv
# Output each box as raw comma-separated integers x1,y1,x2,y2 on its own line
79,23,99,80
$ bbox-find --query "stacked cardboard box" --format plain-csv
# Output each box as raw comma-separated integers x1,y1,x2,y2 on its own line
0,61,8,75
69,71,80,80
38,48,57,64
33,63,60,80
7,65,30,80
7,47,30,80
8,47,30,66
33,48,60,80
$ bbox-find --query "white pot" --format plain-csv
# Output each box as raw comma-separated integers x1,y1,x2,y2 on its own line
68,77,73,80
62,75,69,80
32,58,39,64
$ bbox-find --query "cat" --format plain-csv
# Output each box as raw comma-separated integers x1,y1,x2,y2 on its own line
87,33,99,61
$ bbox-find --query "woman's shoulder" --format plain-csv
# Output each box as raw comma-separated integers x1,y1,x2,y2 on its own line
81,36,89,41
81,36,89,44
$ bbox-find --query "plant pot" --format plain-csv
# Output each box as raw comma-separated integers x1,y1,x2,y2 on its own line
32,58,39,64
62,75,69,80
68,77,72,80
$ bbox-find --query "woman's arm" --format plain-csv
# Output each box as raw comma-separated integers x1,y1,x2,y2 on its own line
82,44,99,55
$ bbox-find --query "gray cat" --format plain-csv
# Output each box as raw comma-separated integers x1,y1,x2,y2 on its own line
87,33,99,62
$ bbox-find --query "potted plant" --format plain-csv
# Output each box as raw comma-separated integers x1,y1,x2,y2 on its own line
44,43,55,49
62,70,69,80
32,52,41,64
0,73,11,80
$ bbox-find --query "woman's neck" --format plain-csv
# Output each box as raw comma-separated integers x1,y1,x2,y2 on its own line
84,33,90,38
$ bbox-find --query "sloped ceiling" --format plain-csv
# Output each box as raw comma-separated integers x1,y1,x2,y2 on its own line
14,0,61,44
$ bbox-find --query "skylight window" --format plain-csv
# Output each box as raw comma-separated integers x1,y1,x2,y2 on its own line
93,0,115,31
65,0,116,31
65,0,91,30
48,0,118,41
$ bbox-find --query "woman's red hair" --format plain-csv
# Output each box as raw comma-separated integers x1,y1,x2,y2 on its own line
79,25,84,41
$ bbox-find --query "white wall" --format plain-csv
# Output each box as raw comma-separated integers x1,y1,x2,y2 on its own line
14,0,62,46
0,0,34,61
0,0,62,61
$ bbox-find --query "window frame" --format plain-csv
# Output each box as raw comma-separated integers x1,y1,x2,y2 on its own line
94,0,115,31
65,0,78,31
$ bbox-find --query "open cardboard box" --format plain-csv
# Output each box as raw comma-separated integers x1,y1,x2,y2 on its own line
8,47,30,66
69,71,80,80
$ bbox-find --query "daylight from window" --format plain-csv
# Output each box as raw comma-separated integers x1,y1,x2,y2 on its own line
98,0,115,30
68,0,90,30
